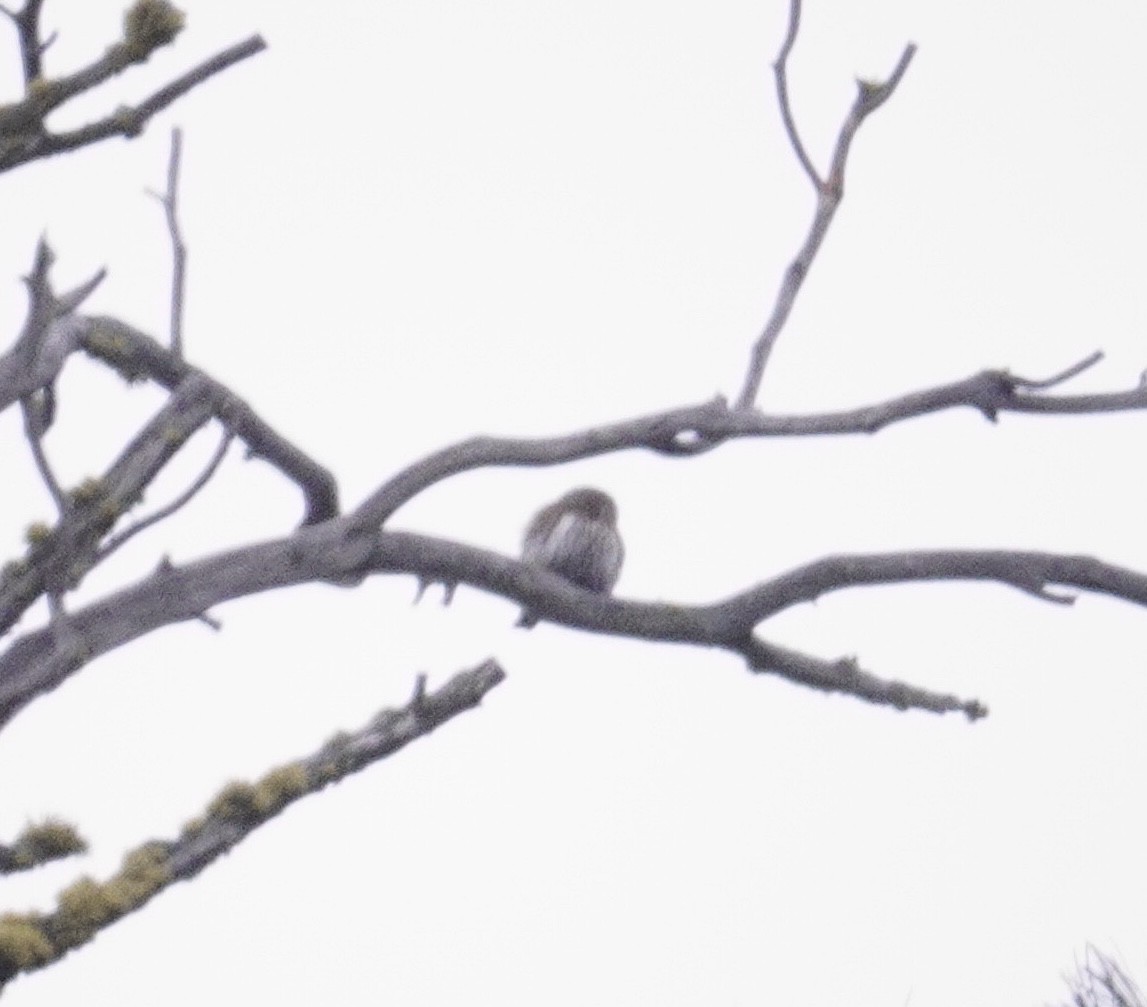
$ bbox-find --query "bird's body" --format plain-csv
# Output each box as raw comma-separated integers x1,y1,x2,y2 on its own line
517,488,624,627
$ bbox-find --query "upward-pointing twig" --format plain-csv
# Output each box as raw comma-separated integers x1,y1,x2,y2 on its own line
147,128,188,358
736,0,915,408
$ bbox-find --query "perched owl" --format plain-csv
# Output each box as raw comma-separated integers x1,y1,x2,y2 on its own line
517,487,624,628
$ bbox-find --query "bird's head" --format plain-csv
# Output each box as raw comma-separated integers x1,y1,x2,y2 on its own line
554,487,618,525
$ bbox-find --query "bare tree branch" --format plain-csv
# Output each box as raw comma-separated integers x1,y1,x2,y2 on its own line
7,0,1138,995
0,374,218,636
0,34,266,173
773,0,819,187
0,659,506,989
8,306,1143,731
146,127,187,357
1011,349,1104,389
741,637,986,720
19,392,67,515
714,550,1147,623
14,507,1147,731
1051,945,1146,1007
0,241,105,412
79,316,339,525
96,428,233,564
349,361,1147,530
0,0,190,135
0,0,46,85
737,0,916,408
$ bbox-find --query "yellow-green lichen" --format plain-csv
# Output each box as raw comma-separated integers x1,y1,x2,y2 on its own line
123,0,185,58
0,914,52,972
10,819,86,868
47,845,168,953
25,77,52,103
83,327,148,383
252,764,309,816
206,781,261,824
23,522,51,547
97,500,122,523
105,843,169,909
85,326,129,355
179,815,205,839
53,877,118,950
69,478,105,505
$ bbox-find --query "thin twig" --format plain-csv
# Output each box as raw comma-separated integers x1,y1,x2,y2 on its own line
147,128,187,357
1011,350,1104,389
773,0,820,187
20,394,68,515
55,268,108,315
736,12,916,409
96,428,233,563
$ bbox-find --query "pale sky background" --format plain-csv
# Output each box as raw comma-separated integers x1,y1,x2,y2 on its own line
1,1,1146,1004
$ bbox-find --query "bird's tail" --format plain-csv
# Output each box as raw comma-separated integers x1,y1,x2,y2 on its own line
515,609,538,629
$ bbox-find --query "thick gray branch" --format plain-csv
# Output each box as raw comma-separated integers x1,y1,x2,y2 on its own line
12,516,1147,728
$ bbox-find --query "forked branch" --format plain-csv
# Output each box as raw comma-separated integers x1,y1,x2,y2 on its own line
0,2,264,175
737,0,915,407
14,516,1147,731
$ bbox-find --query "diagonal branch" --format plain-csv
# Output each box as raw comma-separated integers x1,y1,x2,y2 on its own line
80,316,339,525
737,0,916,408
0,0,190,136
0,34,266,173
0,660,506,989
0,818,85,875
1010,349,1103,389
0,375,218,636
95,428,233,565
742,637,986,720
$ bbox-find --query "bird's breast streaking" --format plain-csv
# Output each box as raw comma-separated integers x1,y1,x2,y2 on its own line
518,487,624,627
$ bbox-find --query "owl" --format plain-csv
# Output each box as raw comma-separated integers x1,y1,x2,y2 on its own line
517,487,624,628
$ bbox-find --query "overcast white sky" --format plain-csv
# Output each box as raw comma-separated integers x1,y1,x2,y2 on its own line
2,1,1146,1004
